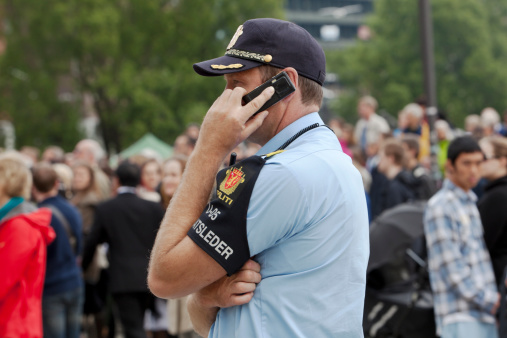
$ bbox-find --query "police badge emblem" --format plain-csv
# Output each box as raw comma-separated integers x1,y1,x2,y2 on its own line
227,25,243,50
219,167,245,195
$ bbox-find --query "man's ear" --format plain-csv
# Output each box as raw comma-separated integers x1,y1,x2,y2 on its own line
445,159,454,175
282,67,298,103
283,67,298,88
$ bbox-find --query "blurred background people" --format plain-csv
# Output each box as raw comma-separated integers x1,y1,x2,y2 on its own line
0,155,55,338
20,145,40,165
73,139,111,199
365,132,385,172
424,136,499,338
42,145,66,164
401,134,436,200
401,103,424,136
401,102,431,163
185,123,200,141
82,161,165,338
71,161,103,235
465,114,483,140
160,156,187,209
53,163,74,200
435,119,454,176
370,138,415,221
138,159,162,203
70,161,107,335
354,95,390,155
481,107,501,137
478,136,507,286
501,110,507,137
173,134,195,157
32,163,84,338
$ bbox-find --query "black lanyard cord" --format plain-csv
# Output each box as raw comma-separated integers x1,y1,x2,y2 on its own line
277,123,333,151
229,124,333,165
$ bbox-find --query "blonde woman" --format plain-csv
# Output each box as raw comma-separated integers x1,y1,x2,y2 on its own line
0,155,55,337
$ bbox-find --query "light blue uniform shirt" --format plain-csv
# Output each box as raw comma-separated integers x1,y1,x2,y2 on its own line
209,113,369,338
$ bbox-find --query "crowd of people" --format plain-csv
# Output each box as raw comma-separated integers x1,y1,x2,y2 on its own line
1,91,507,338
0,131,201,338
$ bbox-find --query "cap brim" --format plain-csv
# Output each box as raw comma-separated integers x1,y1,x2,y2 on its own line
193,55,262,76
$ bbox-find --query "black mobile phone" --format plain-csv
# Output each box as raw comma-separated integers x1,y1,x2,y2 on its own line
242,71,296,115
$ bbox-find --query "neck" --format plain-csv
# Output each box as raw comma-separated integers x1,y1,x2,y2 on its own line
491,170,507,181
34,189,58,203
448,176,469,192
274,103,319,136
406,158,418,170
386,165,402,180
0,195,10,208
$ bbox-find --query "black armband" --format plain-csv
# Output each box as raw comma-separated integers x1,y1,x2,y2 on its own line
187,155,266,275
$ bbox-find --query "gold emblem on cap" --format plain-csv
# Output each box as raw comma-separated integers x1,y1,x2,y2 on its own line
210,64,245,70
226,49,271,63
227,25,243,50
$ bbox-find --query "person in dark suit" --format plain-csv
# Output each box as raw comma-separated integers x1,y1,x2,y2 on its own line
82,160,165,338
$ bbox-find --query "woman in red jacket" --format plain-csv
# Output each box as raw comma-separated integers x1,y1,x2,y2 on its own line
0,155,55,338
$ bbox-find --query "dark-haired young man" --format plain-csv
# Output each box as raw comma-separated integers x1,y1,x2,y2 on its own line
32,163,83,338
424,136,500,338
82,161,165,338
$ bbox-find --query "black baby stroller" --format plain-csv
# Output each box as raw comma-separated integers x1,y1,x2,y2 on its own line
363,201,437,338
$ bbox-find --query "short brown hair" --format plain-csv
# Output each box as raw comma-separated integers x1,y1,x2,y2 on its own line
258,65,323,108
486,135,507,169
401,134,420,158
382,139,406,166
0,157,32,199
32,162,58,193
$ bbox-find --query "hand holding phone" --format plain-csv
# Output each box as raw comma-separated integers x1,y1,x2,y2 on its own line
242,71,296,115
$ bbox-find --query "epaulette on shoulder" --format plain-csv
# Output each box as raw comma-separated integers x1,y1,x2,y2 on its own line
262,150,285,159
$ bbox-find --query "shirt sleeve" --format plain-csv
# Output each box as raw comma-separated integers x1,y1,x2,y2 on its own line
246,162,307,256
424,209,498,313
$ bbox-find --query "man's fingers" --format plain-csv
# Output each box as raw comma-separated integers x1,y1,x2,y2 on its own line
235,269,261,284
243,86,275,119
228,86,248,103
240,259,261,273
230,292,254,307
241,110,269,140
232,281,257,294
209,88,233,111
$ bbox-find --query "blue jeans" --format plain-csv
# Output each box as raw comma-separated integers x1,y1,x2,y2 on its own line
441,321,498,338
42,287,84,338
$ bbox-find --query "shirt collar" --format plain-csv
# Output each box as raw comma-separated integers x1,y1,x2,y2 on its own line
443,179,477,203
256,112,323,155
117,186,137,195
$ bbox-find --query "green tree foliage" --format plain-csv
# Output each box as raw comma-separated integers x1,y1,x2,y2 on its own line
326,0,507,127
0,0,284,152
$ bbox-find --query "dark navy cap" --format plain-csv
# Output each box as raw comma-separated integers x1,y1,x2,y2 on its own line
193,18,326,86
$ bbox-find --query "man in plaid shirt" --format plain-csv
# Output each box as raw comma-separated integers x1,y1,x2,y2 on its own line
425,136,500,338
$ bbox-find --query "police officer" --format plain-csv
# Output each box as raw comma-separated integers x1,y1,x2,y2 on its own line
148,18,369,337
